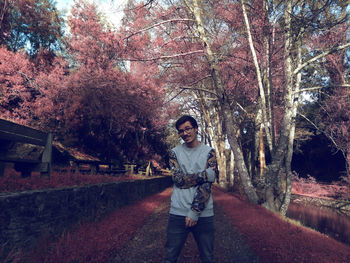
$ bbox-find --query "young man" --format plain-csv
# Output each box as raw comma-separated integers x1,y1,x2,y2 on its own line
163,115,219,263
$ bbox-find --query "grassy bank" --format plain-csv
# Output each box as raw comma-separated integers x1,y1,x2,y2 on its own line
214,187,350,263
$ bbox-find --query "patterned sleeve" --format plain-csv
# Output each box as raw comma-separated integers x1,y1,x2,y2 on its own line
207,149,219,183
169,150,211,189
191,149,219,213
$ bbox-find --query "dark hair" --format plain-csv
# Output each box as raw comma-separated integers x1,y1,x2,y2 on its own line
175,115,198,130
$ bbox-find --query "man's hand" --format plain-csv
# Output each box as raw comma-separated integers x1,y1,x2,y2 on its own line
185,216,197,228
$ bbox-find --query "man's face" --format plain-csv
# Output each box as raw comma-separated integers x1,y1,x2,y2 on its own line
178,121,198,145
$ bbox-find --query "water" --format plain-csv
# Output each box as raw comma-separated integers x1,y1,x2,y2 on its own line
286,202,350,246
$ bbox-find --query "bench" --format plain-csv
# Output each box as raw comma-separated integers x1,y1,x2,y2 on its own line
73,161,124,175
0,119,52,178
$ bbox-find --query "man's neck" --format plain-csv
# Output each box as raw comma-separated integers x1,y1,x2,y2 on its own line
185,140,200,148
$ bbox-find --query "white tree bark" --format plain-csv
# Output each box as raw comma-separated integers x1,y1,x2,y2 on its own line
188,0,259,203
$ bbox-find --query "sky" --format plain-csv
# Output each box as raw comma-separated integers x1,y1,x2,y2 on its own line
55,0,129,28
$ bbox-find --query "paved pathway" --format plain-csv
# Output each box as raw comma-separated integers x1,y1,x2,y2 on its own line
109,194,262,263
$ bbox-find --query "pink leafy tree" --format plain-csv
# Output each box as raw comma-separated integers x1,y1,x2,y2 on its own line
34,0,170,163
0,47,38,123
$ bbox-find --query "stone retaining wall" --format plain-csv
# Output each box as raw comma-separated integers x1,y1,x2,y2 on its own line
0,176,172,251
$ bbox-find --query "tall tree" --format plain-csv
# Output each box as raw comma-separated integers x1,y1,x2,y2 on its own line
34,0,169,162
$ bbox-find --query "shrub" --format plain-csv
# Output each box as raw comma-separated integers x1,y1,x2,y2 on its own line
292,173,350,200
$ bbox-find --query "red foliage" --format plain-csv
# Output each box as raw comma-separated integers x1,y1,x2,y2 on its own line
0,169,137,193
31,0,170,161
0,47,36,123
1,0,172,163
214,187,350,263
20,188,172,263
292,174,350,200
3,185,349,262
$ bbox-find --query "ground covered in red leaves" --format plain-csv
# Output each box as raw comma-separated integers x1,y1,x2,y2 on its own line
0,169,153,193
15,189,172,263
10,186,350,263
214,187,350,263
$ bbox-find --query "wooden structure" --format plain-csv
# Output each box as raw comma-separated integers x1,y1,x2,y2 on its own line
136,162,171,177
52,142,126,175
137,162,152,176
0,119,52,177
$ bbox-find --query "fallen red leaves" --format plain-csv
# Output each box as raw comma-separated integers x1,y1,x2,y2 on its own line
214,187,350,263
21,188,172,263
0,169,141,193
5,180,350,263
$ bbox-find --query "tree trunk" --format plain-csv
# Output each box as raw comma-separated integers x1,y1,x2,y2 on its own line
189,0,259,203
280,37,303,215
194,90,228,186
241,0,273,154
263,0,296,212
259,124,266,178
229,150,235,187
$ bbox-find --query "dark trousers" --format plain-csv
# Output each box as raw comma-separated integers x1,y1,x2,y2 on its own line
163,214,215,263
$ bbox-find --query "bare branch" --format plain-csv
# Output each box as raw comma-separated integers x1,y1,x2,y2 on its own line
298,112,340,150
164,89,186,104
187,74,212,87
293,42,350,75
296,83,350,93
180,86,218,97
297,86,324,93
121,50,205,61
164,74,214,103
124,19,195,40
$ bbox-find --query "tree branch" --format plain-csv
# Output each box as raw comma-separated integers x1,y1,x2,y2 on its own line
164,89,186,104
297,86,324,93
121,50,205,61
297,112,339,149
180,86,218,97
293,42,350,75
296,83,350,93
124,19,195,40
164,75,214,103
17,71,42,94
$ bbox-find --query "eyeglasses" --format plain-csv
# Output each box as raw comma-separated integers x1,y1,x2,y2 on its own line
178,127,194,135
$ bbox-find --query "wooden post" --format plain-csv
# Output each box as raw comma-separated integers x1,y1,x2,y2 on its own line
91,163,97,175
130,164,136,175
145,162,151,177
40,132,52,178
